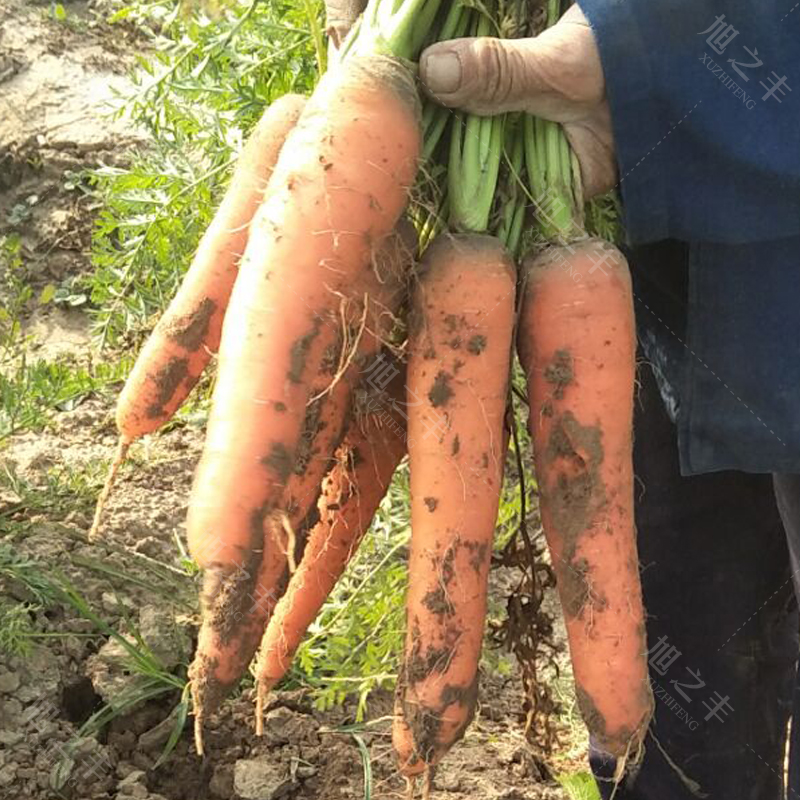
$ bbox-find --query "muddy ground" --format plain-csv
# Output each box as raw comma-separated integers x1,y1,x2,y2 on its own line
0,2,583,798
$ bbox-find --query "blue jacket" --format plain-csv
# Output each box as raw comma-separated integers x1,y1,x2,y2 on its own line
578,0,800,474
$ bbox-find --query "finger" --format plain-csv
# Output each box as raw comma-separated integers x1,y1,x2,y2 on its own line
420,36,550,116
563,116,618,199
325,0,368,48
419,5,603,119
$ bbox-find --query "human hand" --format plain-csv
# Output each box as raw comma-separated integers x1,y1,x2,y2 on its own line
325,0,368,49
419,5,615,198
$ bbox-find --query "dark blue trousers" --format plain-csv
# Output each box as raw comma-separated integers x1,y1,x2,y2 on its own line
590,363,800,799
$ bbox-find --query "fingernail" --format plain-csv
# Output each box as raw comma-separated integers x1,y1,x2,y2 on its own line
423,50,462,94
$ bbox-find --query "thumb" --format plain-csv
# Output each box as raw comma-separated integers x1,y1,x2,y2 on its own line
420,6,603,119
325,0,368,48
420,36,550,116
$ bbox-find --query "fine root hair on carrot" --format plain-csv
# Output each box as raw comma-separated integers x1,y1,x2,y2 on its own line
279,512,298,574
189,649,231,757
421,766,434,800
254,686,266,736
88,438,130,541
307,295,369,405
646,731,704,796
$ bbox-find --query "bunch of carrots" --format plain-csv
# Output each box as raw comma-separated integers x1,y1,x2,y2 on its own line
91,0,653,793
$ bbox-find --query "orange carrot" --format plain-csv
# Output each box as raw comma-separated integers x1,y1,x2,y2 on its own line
276,218,415,548
188,224,415,751
393,234,515,783
186,55,419,571
254,363,408,728
516,240,653,762
89,94,306,541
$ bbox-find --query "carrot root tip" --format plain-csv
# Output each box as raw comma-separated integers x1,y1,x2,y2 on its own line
421,766,434,800
193,711,205,758
88,438,130,542
255,692,263,736
255,682,275,736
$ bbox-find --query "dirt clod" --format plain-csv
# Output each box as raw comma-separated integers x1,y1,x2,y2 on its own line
164,297,217,350
263,443,294,483
234,758,294,800
544,349,574,400
467,335,487,355
288,318,322,384
544,410,607,618
146,356,190,418
429,371,454,408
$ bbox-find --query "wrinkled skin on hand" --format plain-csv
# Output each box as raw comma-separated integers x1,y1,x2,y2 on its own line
419,5,615,198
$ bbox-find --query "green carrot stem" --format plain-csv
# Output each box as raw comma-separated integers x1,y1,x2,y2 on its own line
507,204,526,254
300,0,327,74
448,111,504,233
495,118,526,254
446,4,505,234
523,0,584,243
347,0,444,60
421,105,450,162
439,0,469,41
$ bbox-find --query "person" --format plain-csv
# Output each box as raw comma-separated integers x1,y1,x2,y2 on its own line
325,0,800,795
412,2,800,798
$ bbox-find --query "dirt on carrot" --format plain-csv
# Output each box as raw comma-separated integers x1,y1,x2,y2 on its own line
428,370,454,407
543,348,574,398
288,320,323,384
146,357,191,419
422,586,456,618
162,297,219,350
467,334,487,355
262,443,294,484
295,398,327,475
202,557,262,647
536,347,611,619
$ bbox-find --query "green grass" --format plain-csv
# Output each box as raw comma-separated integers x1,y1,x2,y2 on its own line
0,463,106,521
0,602,41,657
0,543,189,773
0,234,33,352
558,771,602,800
0,358,131,443
87,0,320,347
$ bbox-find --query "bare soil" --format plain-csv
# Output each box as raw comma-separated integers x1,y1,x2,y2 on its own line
0,2,585,798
